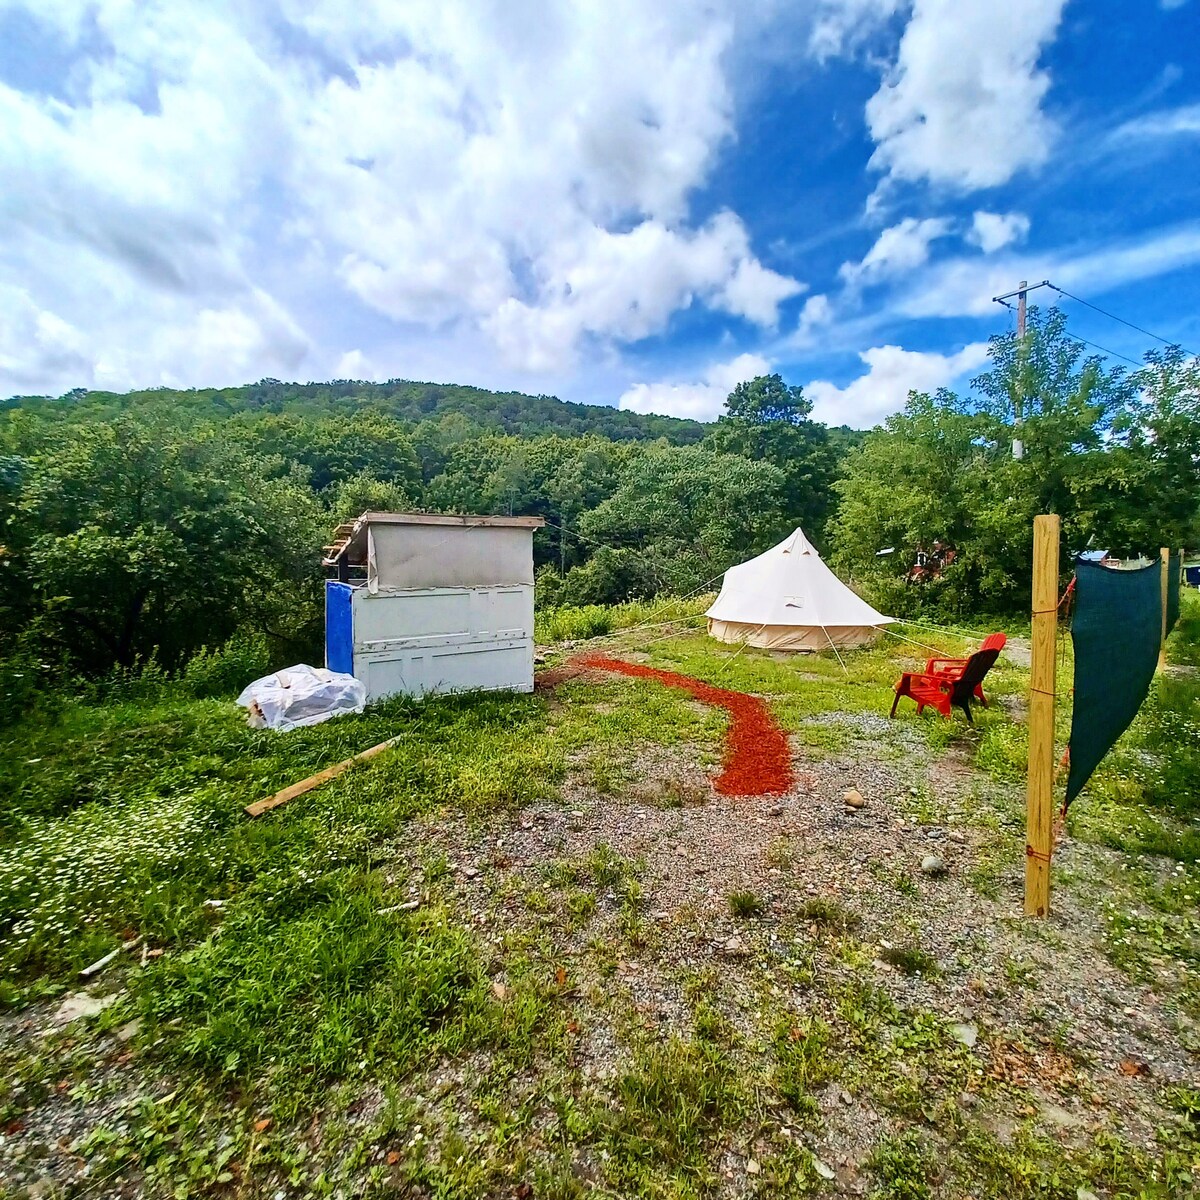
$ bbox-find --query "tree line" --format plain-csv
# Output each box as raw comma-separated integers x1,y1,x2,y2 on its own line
1,307,1196,705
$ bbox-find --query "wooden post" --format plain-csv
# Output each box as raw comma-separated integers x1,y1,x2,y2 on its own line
1025,514,1059,918
1159,547,1170,670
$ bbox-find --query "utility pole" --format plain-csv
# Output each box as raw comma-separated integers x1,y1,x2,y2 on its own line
993,279,1050,460
1014,281,1027,460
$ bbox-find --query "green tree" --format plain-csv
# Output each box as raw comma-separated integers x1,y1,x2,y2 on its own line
14,421,324,671
427,434,626,571
1119,345,1200,550
704,374,838,541
230,413,421,496
828,308,1187,615
577,445,789,600
328,472,414,523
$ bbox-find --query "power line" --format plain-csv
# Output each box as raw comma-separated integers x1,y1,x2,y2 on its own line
992,279,1148,367
1046,282,1199,359
1059,328,1143,368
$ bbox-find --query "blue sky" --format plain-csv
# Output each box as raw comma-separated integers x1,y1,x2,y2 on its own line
1,0,1198,426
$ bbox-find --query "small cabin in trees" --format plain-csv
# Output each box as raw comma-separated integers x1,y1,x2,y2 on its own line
322,511,544,701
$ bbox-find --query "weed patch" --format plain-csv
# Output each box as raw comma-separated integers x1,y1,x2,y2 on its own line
595,1035,746,1197
728,890,764,919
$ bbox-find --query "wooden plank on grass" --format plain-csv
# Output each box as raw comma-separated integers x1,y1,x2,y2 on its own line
245,734,405,818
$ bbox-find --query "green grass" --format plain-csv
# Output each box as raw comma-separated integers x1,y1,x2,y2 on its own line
878,944,940,977
594,1033,748,1198
141,880,490,1120
868,1130,937,1200
3,591,1199,1197
797,897,862,932
0,690,560,992
728,890,764,918
772,1015,838,1118
535,594,712,645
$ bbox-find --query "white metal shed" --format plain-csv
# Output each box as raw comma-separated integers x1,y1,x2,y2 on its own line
323,511,545,701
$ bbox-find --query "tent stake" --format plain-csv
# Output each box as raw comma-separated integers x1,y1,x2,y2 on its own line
1025,514,1059,918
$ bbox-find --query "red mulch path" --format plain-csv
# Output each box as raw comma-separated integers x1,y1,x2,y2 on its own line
575,653,793,797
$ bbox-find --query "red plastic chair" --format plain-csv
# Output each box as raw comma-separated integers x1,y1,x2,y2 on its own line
890,632,1007,724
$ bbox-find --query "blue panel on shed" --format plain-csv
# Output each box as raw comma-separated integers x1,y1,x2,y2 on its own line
325,581,355,675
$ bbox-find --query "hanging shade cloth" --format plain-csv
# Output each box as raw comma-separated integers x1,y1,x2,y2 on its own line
706,527,894,651
1066,557,1161,805
1167,551,1182,634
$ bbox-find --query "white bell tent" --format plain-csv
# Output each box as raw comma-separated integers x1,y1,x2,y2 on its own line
706,527,894,651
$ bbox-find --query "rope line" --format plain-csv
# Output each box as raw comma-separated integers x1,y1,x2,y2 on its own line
881,627,948,655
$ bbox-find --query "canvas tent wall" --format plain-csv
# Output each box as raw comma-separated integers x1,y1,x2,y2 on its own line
706,527,893,651
323,512,545,700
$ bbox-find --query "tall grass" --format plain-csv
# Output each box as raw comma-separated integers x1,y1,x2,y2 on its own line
535,593,713,644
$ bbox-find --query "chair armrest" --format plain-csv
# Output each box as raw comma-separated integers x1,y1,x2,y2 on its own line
926,657,967,676
908,672,953,693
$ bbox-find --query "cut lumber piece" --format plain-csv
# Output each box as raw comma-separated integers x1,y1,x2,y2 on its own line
79,935,143,979
245,733,405,817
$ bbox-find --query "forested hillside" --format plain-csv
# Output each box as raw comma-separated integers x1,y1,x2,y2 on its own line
1,310,1197,704
1,377,709,443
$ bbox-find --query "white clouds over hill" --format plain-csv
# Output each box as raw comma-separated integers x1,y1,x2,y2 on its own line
0,0,805,395
618,353,771,421
807,342,989,428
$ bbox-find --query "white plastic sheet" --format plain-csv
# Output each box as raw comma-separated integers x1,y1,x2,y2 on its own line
236,664,366,731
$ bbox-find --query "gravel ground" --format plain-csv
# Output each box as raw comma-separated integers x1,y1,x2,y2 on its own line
3,659,1194,1198
382,686,1197,1186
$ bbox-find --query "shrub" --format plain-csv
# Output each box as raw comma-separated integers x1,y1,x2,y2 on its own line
0,646,61,728
181,631,275,698
535,605,614,643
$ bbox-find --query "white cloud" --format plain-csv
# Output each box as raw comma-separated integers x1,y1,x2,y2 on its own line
0,287,92,392
839,216,952,286
809,0,903,60
968,211,1031,254
333,349,383,382
900,220,1200,319
796,294,835,342
0,0,800,395
806,342,988,427
617,352,771,421
482,212,802,373
1109,102,1200,142
863,0,1066,191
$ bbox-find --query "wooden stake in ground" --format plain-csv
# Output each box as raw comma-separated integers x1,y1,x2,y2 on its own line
1025,513,1060,918
245,733,405,818
1159,546,1170,671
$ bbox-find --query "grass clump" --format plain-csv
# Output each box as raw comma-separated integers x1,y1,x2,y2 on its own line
138,876,489,1119
0,688,557,989
879,944,940,977
797,897,861,932
595,1035,746,1196
728,890,764,918
772,1015,839,1118
868,1130,937,1200
536,604,614,642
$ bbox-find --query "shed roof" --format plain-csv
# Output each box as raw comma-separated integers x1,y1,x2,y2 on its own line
323,510,545,567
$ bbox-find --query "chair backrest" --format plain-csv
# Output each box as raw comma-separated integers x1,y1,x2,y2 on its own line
979,632,1007,654
952,647,1003,697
